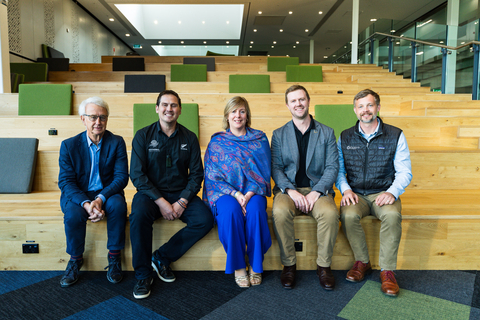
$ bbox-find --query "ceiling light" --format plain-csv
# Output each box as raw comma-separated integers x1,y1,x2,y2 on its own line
289,11,293,14
258,11,262,14
154,20,158,24
323,56,328,58
296,41,299,44
253,29,257,32
125,34,130,37
319,11,323,14
293,46,296,48
226,41,229,44
109,18,114,22
370,18,377,22
440,41,444,43
183,46,186,48
461,41,465,44
396,42,400,44
250,41,254,44
280,29,283,32
205,46,207,48
416,51,424,55
391,29,396,33
273,41,276,44
202,21,205,24
158,41,162,44
271,46,274,48
180,41,184,44
350,41,352,44
203,41,207,44
250,46,252,48
333,55,336,57
226,21,230,24
305,29,309,32
286,55,289,57
226,46,229,48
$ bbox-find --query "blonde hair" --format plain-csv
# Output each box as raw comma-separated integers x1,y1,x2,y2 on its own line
222,96,252,130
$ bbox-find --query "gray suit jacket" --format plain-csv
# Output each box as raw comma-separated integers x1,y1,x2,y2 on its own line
271,118,339,196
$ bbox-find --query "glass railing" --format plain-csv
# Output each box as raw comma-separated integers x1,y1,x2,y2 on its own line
328,18,480,99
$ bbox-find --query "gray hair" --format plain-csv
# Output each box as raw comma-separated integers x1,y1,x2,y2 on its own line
78,96,110,116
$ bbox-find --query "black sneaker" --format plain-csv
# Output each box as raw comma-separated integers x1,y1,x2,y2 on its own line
105,254,123,284
60,259,83,288
133,277,153,299
151,256,176,282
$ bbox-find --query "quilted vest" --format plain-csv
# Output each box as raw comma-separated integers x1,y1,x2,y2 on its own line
340,118,402,195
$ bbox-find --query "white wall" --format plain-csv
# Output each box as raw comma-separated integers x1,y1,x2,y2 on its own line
7,0,130,63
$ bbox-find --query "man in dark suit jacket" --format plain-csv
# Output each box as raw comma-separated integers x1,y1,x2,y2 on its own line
271,85,339,291
58,96,128,288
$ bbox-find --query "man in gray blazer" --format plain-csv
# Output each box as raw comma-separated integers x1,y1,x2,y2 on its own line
271,85,339,290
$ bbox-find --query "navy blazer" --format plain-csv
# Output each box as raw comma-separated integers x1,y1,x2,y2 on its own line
58,130,129,210
271,118,339,196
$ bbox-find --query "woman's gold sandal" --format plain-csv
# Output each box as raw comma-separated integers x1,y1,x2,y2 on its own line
235,275,250,288
249,272,262,286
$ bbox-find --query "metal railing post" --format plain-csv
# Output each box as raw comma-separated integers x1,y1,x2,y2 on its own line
370,38,375,64
411,41,417,82
441,47,448,94
388,37,393,72
473,44,480,100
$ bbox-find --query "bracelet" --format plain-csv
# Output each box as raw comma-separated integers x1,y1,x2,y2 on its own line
177,200,186,209
234,191,242,199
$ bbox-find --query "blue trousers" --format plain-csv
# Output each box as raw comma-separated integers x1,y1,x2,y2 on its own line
215,195,272,274
129,191,214,280
62,191,127,256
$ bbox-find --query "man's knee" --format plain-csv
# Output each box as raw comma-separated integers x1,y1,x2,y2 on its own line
272,194,295,224
379,209,402,226
63,202,88,227
105,194,127,216
340,206,362,225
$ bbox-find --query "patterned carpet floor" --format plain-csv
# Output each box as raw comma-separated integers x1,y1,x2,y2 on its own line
1,269,480,319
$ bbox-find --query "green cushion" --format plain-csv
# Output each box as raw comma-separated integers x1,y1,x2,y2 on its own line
170,64,207,82
18,84,72,115
286,65,323,82
10,63,48,82
229,74,270,93
133,103,199,137
315,104,357,141
267,57,299,71
41,44,50,58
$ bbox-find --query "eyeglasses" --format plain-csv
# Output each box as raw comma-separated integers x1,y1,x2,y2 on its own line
83,114,108,122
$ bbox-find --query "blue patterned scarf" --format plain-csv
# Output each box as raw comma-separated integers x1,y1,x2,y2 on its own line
203,127,271,213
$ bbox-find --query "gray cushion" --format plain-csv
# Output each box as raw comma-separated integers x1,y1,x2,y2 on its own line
183,57,215,71
124,75,166,93
0,138,38,193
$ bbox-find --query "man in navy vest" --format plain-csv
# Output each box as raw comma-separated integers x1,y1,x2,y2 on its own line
336,89,412,297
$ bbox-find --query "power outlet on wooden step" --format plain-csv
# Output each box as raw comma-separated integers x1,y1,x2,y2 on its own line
22,243,39,254
294,241,303,252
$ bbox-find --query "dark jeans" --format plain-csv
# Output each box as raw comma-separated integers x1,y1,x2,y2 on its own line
62,191,127,256
129,191,214,280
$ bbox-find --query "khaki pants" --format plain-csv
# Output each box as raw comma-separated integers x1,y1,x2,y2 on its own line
340,191,402,270
272,187,339,267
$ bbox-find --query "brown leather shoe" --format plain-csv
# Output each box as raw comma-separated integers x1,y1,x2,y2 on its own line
380,270,399,297
346,261,372,282
280,264,296,289
317,265,335,290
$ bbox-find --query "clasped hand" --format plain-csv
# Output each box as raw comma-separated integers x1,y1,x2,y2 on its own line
84,198,105,223
287,189,320,214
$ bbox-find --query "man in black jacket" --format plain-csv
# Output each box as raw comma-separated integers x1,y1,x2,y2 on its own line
129,90,213,299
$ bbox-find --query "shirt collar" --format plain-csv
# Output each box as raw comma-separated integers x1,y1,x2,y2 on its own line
357,119,380,140
85,132,102,148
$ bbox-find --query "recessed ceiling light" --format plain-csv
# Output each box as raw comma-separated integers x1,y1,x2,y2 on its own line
154,20,158,24
273,41,276,44
250,46,252,48
202,21,205,24
253,29,257,32
333,55,336,57
280,29,283,32
203,41,207,44
226,41,229,44
391,29,396,32
226,46,229,48
370,18,377,22
296,41,299,44
461,41,465,44
293,46,296,48
250,41,254,44
305,29,309,32
109,18,114,22
323,56,328,58
226,21,230,24
440,41,444,43
180,41,184,44
258,11,262,14
271,46,274,48
350,41,352,44
289,11,293,14
125,34,130,37
286,55,289,57
396,42,400,44
183,46,186,48
319,11,323,14
178,21,181,24
158,41,162,44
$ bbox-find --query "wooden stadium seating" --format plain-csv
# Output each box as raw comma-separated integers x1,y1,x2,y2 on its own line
2,56,480,272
